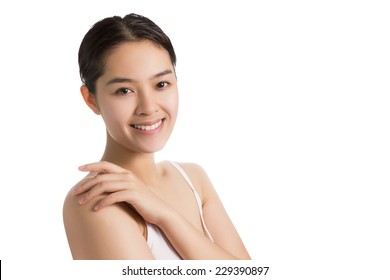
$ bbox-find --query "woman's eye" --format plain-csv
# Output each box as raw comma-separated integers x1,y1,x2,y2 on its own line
116,88,132,95
156,81,169,89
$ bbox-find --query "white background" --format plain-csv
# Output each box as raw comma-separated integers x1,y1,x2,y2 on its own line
0,0,389,279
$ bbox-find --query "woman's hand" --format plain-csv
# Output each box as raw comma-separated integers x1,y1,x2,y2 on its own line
70,161,171,225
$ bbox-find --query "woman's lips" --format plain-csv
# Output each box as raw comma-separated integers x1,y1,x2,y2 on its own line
130,119,164,132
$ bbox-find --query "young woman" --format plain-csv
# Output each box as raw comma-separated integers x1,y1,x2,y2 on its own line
63,13,250,260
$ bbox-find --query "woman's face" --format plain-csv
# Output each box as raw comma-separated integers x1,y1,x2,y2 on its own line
93,40,178,154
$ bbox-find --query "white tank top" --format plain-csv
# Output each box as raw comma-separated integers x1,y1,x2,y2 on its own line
146,161,213,260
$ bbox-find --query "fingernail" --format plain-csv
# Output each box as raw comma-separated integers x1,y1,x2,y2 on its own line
78,165,86,171
78,197,85,204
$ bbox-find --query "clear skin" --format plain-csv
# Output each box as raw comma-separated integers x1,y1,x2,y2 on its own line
63,40,251,260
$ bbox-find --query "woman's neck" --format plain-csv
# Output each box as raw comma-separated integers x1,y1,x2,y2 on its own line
100,133,161,186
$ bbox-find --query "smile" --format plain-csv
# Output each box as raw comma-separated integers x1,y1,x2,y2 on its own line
130,119,163,131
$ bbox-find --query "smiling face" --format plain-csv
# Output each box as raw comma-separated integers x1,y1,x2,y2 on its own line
85,40,178,154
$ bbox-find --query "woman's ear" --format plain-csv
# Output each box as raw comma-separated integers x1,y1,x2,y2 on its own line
80,85,100,115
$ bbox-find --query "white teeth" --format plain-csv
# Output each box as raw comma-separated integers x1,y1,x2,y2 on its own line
132,120,162,131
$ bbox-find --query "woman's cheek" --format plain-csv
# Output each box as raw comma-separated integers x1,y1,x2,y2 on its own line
163,90,179,115
101,102,133,128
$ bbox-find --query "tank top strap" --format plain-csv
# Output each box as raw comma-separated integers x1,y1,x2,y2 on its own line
168,161,214,241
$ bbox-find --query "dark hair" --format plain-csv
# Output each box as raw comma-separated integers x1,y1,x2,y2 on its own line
78,13,176,94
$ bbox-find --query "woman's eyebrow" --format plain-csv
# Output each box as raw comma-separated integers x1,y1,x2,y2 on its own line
106,77,134,86
106,69,173,86
151,69,173,80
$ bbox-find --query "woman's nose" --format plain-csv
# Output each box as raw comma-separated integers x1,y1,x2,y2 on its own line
135,90,158,116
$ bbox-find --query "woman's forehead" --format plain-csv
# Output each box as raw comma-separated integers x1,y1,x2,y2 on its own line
103,41,173,78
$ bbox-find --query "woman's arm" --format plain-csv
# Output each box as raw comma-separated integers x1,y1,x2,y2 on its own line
159,163,251,260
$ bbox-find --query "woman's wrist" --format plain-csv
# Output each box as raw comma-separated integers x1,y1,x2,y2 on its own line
153,205,181,229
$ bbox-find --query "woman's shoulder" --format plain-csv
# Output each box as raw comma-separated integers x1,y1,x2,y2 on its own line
62,178,148,259
160,160,209,183
160,160,214,201
170,161,205,173
63,177,143,227
63,177,104,217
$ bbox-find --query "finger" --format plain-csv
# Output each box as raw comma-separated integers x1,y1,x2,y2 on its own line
78,161,130,174
71,173,129,196
93,190,133,211
70,174,103,195
78,180,132,204
69,174,95,194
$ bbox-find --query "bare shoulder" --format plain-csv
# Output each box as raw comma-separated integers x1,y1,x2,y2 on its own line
174,162,208,179
165,161,215,202
63,182,152,259
63,182,132,225
63,189,137,226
